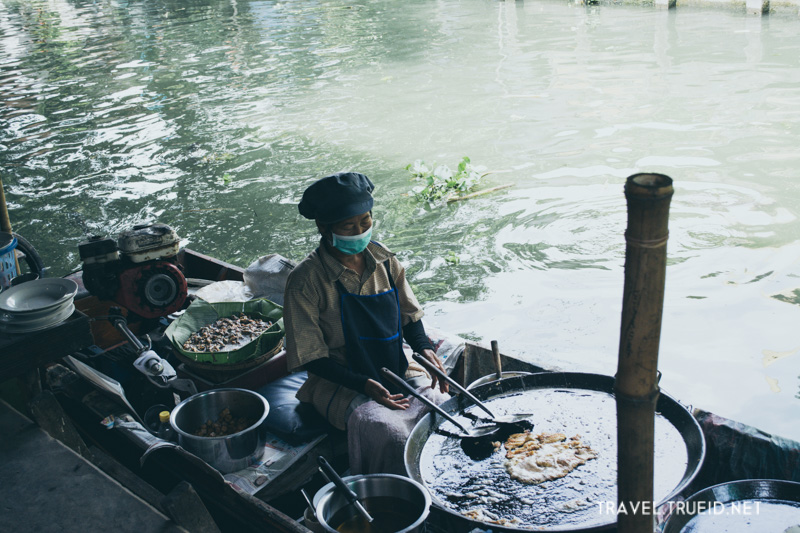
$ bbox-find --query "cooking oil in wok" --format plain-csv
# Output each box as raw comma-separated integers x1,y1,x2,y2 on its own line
419,387,691,530
330,497,416,533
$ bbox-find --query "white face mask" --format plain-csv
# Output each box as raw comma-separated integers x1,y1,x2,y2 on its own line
331,226,372,255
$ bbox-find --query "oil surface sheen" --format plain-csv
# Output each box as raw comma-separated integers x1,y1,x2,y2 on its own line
420,389,687,529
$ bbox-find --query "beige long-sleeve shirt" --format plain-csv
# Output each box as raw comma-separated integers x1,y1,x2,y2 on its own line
284,239,426,430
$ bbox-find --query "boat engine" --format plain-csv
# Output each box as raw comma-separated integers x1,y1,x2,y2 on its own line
79,223,188,319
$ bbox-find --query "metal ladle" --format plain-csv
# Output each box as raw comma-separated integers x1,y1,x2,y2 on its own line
381,367,500,455
411,353,534,431
300,488,315,516
317,456,373,524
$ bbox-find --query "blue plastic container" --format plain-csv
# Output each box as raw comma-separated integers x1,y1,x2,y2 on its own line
0,232,18,291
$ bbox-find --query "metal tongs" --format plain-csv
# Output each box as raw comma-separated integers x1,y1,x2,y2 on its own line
317,456,373,524
412,352,533,431
381,367,502,460
380,367,500,441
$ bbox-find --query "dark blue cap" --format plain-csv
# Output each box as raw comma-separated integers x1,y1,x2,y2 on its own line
298,172,375,224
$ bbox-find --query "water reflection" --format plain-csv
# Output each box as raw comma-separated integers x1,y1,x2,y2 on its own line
1,0,799,440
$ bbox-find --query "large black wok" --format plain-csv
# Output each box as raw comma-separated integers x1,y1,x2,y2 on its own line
405,372,705,532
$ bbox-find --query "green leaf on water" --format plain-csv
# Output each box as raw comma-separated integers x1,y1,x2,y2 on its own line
406,156,486,205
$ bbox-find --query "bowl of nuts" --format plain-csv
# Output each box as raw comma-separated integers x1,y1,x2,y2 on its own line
170,388,270,473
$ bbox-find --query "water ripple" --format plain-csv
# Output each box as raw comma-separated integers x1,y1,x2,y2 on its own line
2,0,800,440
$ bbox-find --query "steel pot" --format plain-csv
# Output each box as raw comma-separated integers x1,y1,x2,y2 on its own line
314,474,431,533
170,388,269,473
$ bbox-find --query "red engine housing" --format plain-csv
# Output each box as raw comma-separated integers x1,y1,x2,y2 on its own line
115,261,188,319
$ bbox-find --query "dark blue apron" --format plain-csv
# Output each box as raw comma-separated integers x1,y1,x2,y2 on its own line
335,255,408,395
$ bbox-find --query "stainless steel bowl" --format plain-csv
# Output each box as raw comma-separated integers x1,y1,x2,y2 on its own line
315,474,431,533
170,388,269,473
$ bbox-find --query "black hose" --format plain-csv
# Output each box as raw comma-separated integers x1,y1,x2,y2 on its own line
12,232,46,278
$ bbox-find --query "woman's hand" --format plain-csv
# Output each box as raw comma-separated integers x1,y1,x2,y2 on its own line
364,379,410,410
420,348,449,394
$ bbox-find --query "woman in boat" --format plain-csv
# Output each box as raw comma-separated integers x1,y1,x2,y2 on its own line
283,171,449,475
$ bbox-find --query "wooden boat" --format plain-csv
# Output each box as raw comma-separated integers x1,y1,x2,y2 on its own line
1,247,798,533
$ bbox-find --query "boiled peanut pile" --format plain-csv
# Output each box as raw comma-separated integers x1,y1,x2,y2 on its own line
193,407,255,437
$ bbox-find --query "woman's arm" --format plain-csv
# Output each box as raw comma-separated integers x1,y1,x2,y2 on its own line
392,258,448,393
402,318,434,354
304,358,410,410
303,358,368,392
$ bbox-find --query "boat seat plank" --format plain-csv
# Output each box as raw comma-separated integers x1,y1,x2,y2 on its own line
0,309,93,380
0,399,186,533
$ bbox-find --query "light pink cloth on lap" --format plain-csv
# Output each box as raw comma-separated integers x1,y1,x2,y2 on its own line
347,386,450,476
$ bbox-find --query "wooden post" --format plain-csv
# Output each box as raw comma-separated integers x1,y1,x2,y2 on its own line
616,173,673,533
0,176,12,234
0,175,22,276
746,0,768,15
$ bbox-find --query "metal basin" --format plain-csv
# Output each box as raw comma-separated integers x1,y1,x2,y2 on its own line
170,388,269,473
314,474,431,533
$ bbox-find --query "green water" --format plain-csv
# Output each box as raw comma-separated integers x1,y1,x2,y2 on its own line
1,0,799,441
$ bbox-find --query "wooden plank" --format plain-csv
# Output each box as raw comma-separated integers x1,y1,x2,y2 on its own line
19,368,42,415
30,389,90,456
60,386,309,533
0,399,186,533
460,341,550,387
178,249,244,281
163,482,222,533
142,446,311,533
255,434,344,502
71,292,161,346
73,295,141,348
88,445,169,514
0,310,93,380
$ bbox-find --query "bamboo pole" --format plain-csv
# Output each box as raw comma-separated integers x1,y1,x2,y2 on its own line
615,173,673,533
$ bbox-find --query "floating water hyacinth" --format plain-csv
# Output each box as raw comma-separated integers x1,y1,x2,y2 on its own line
406,156,487,204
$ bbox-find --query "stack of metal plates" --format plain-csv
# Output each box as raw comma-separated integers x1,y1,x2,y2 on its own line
0,278,79,334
